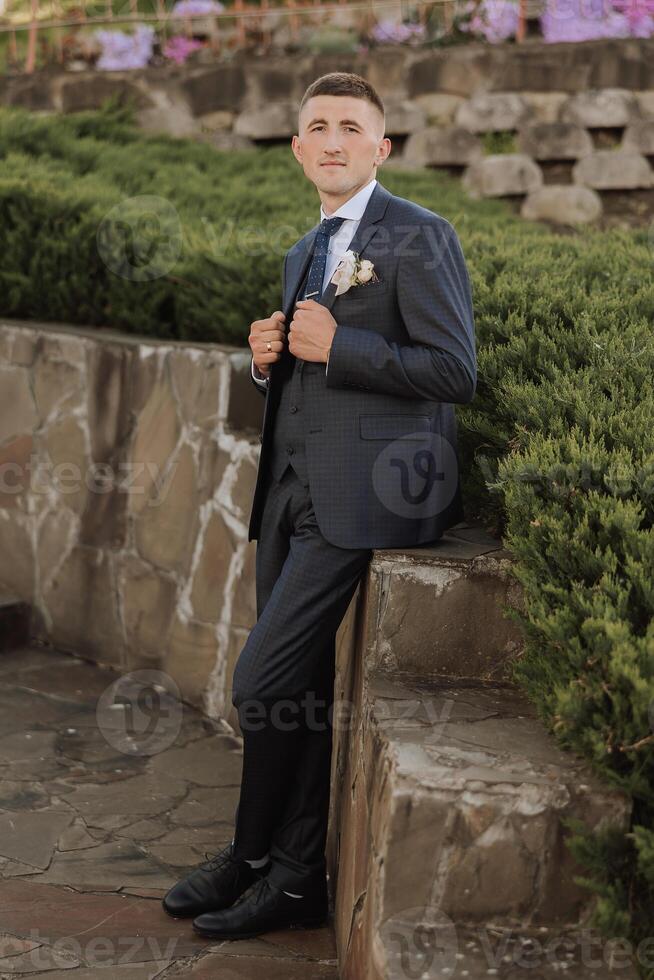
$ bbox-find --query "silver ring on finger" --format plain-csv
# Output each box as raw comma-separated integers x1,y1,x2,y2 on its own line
266,341,272,352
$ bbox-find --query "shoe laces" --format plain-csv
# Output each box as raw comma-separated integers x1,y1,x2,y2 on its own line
201,847,236,872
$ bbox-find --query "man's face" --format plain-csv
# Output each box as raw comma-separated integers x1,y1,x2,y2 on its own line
291,95,391,204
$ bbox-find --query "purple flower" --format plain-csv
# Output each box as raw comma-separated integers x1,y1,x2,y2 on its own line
171,0,224,14
459,0,520,41
163,34,204,63
370,18,426,42
95,25,155,70
610,0,654,33
540,0,653,38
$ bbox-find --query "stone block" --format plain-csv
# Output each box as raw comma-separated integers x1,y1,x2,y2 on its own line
5,74,57,111
164,613,220,707
463,153,543,198
120,555,178,667
518,122,593,160
408,50,493,99
368,527,525,680
521,185,603,224
334,660,634,979
572,149,653,188
42,545,125,666
523,91,570,123
60,74,150,113
0,366,38,446
127,377,181,518
560,87,640,128
180,64,247,116
456,92,530,133
622,119,654,154
636,90,654,119
135,442,199,573
383,100,426,136
189,510,239,623
413,92,465,125
234,101,298,140
403,126,483,167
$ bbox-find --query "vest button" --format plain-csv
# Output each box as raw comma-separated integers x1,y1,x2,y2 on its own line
290,405,298,413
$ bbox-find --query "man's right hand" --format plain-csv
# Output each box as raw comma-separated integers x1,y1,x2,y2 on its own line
249,311,286,378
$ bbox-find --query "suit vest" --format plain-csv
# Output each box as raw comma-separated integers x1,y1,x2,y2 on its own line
268,262,328,486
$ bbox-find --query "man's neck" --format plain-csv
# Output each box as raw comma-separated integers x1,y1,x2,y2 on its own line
320,174,376,216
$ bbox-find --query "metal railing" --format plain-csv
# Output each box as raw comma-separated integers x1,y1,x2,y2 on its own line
0,0,531,74
0,0,486,73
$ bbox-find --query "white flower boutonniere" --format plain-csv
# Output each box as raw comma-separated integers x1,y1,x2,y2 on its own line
330,250,379,297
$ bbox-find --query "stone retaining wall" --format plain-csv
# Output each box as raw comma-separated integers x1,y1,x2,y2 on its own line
0,318,263,731
4,40,654,224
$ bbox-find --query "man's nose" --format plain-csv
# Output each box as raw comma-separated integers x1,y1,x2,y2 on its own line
323,132,343,151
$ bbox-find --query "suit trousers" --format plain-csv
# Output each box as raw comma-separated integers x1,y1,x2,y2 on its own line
230,459,373,893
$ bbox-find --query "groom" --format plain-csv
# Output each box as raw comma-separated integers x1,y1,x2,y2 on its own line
163,71,476,939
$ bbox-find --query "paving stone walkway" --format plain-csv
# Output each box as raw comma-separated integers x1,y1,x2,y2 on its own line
0,644,339,978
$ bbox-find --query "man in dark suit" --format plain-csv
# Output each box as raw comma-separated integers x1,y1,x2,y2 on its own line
163,71,476,939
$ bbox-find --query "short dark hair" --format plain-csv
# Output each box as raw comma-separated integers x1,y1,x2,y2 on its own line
299,73,385,131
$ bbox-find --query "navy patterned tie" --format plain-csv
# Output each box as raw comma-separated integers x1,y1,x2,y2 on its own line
301,216,346,300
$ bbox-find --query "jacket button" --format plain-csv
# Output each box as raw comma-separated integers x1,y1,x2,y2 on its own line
286,446,295,455
290,405,298,413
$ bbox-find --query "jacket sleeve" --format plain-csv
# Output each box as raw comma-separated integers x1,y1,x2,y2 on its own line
325,218,476,403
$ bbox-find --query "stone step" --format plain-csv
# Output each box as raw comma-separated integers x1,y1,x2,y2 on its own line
0,593,30,653
331,668,634,980
366,524,526,682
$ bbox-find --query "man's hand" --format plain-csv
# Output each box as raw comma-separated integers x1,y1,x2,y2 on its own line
249,311,286,378
288,299,337,363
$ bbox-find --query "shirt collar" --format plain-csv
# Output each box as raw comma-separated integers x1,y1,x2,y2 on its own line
320,177,378,223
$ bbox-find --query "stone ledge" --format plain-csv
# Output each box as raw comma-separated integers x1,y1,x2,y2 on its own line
366,524,525,682
328,527,634,979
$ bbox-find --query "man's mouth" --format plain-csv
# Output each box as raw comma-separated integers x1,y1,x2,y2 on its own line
321,162,346,167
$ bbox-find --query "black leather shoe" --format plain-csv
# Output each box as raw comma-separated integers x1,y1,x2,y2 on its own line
192,874,328,939
162,842,270,918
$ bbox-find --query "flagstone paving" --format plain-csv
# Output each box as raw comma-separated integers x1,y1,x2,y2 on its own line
0,644,339,978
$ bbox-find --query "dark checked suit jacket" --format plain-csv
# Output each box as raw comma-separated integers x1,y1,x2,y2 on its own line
247,180,477,550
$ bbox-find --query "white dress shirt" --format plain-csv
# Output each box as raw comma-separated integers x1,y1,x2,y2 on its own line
251,177,378,387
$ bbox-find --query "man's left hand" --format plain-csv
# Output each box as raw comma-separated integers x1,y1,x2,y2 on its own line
288,299,336,363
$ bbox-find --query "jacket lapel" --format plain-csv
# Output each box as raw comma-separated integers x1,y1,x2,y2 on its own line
283,180,392,317
269,181,393,387
318,181,392,313
283,230,318,322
